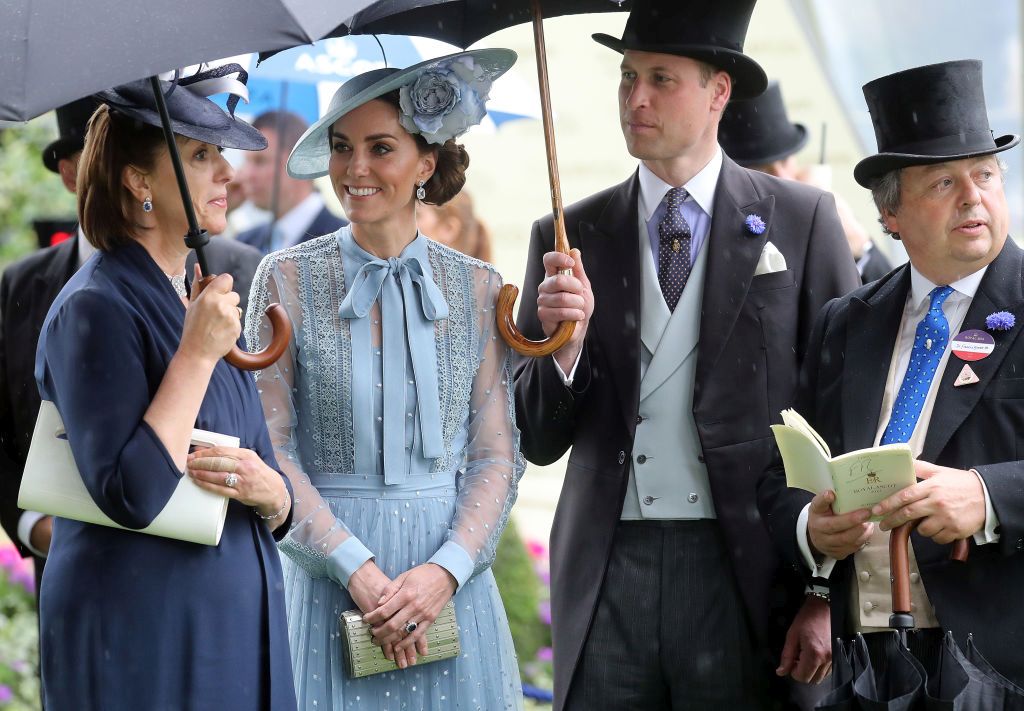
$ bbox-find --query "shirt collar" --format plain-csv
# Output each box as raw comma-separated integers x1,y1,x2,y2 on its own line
76,228,95,268
638,147,722,222
908,262,987,309
274,192,324,246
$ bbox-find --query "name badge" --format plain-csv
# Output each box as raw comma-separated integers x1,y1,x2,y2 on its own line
951,329,995,361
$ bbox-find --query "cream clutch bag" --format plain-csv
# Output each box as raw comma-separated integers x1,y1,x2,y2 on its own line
340,599,460,678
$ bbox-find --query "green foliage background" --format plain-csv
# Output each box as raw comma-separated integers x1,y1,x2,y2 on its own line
0,116,77,267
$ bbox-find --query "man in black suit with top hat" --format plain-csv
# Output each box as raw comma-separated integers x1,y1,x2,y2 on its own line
759,59,1024,685
513,0,860,708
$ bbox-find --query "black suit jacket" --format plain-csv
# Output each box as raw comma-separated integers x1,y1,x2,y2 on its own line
0,238,78,558
860,241,895,284
513,156,861,709
235,205,346,255
186,236,263,312
758,239,1024,684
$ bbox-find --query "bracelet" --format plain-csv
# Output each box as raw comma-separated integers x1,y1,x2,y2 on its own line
805,583,830,602
255,494,290,521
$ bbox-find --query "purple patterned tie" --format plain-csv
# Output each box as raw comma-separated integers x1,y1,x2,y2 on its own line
658,187,692,311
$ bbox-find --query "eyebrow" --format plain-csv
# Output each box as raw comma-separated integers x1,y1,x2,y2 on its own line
328,130,398,142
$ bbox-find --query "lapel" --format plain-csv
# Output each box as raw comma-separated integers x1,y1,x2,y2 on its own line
640,243,708,400
32,236,79,307
694,157,776,397
579,174,643,428
921,240,1024,461
840,268,910,451
639,224,671,353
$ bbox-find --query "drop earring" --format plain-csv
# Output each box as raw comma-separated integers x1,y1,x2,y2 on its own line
142,196,153,213
416,181,426,201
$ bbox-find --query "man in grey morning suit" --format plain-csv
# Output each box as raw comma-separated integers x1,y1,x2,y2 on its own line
512,0,861,708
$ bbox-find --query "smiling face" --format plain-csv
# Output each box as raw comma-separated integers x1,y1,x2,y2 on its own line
146,138,233,236
884,155,1009,283
327,99,436,231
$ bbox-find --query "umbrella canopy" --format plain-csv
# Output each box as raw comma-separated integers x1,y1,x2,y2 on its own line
340,0,632,356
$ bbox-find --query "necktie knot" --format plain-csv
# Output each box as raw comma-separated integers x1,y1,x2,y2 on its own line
664,187,688,211
929,285,954,312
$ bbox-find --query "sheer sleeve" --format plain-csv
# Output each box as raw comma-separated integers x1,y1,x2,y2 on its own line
245,255,374,587
427,265,525,589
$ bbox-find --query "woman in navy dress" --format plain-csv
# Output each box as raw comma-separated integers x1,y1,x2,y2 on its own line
34,76,297,711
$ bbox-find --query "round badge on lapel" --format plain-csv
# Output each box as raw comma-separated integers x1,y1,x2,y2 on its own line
951,329,995,361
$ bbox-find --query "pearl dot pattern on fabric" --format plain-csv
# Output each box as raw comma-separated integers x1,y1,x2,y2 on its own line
881,286,954,445
657,187,693,311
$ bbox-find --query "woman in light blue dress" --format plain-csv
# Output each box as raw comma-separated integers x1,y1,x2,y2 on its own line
245,49,525,710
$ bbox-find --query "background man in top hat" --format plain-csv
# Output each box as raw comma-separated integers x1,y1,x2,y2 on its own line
758,59,1024,684
0,96,264,577
719,81,893,284
235,110,346,254
513,0,860,708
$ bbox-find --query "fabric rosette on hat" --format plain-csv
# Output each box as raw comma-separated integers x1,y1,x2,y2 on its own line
287,48,516,179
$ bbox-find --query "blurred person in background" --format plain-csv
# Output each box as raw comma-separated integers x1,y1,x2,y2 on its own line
236,110,346,254
416,190,493,262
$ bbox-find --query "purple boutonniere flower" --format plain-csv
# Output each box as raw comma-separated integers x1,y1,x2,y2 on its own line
986,311,1016,331
745,213,766,235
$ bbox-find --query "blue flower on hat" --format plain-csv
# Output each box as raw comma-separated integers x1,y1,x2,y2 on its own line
745,213,766,235
398,56,491,145
986,311,1015,331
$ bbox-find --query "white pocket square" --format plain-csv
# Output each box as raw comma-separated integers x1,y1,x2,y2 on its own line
754,241,788,276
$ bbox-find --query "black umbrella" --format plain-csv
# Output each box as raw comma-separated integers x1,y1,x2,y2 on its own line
334,0,632,356
0,0,378,368
817,524,1024,710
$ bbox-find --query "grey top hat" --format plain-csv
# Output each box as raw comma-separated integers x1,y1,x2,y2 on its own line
95,65,267,152
854,59,1019,187
287,49,516,180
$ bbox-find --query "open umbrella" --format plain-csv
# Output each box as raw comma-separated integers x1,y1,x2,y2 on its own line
0,0,378,368
335,0,632,356
817,524,1024,710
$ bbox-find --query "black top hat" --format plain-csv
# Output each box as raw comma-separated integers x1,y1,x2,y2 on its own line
593,0,767,100
42,96,103,172
94,66,267,153
854,59,1019,187
718,81,807,166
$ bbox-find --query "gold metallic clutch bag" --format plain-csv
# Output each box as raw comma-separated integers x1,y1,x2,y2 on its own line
339,599,460,678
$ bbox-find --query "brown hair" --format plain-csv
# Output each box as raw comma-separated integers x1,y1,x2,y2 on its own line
252,110,309,154
378,90,470,205
419,191,493,262
77,105,166,250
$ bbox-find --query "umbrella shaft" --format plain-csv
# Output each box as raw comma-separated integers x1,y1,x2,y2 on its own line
148,76,210,276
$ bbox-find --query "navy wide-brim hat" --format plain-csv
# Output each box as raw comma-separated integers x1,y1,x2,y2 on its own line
95,78,267,152
719,81,807,166
593,0,767,100
854,59,1019,187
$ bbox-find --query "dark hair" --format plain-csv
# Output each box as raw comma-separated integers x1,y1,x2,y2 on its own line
378,90,470,206
77,105,166,251
253,110,309,154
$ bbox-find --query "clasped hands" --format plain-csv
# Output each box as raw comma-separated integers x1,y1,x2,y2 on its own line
808,460,987,560
348,560,457,669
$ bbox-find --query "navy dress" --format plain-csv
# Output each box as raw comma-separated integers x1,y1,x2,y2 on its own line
34,240,297,711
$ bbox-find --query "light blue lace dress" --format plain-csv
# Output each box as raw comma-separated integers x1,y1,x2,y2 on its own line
246,226,525,710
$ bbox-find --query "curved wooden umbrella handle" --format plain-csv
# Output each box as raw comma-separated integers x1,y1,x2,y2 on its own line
496,283,576,357
889,521,969,629
193,275,292,371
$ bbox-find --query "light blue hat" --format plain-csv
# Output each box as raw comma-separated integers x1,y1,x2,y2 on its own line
287,48,516,179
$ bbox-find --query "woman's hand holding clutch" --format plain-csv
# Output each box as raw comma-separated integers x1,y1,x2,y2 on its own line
364,563,457,661
349,561,418,669
187,446,291,531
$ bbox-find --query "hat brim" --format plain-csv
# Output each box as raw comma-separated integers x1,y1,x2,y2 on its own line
287,48,517,180
95,83,267,152
853,133,1020,187
729,124,808,167
592,34,768,100
42,136,85,172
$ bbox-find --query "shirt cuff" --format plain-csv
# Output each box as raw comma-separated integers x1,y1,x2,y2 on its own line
971,469,1001,545
428,540,475,591
797,503,837,578
326,536,375,588
17,510,48,558
551,347,584,386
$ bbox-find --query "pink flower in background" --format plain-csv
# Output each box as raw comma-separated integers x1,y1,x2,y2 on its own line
525,539,547,560
0,684,12,703
0,542,35,594
536,647,553,663
0,544,18,569
538,600,551,626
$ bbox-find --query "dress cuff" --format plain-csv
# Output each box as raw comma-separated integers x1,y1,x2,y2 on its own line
971,469,1001,545
428,540,475,591
326,536,375,588
551,347,583,386
797,503,836,578
17,510,48,558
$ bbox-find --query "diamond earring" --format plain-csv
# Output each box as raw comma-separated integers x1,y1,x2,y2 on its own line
142,196,153,213
416,181,426,201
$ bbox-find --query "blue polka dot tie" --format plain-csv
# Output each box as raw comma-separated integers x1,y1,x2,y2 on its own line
880,286,955,445
657,187,692,311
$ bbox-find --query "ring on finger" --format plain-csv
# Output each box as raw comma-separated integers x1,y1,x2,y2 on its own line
236,306,243,320
404,621,418,635
224,473,240,488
